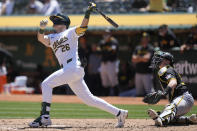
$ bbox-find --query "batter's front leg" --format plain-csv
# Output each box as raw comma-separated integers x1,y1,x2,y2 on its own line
29,68,69,128
69,79,128,128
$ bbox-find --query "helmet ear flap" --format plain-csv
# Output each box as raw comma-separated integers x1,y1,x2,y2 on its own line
163,52,174,67
169,59,174,67
150,54,163,70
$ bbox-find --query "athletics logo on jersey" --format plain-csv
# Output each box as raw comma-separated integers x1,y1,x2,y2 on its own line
52,36,70,53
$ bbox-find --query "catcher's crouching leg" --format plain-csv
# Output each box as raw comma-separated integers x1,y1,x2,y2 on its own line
169,114,197,125
172,114,197,125
156,103,177,126
170,116,190,125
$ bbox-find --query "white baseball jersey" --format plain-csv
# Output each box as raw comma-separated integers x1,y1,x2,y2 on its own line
45,26,85,67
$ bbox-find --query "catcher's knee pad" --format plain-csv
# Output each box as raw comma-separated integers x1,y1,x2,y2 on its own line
159,103,177,125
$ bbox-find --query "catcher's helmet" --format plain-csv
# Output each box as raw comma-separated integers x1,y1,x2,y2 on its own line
49,13,70,29
150,51,174,69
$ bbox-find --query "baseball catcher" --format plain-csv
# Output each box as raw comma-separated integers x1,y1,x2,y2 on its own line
143,51,197,126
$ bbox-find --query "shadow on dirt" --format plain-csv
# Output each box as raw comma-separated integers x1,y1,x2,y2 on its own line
148,123,190,128
18,125,98,130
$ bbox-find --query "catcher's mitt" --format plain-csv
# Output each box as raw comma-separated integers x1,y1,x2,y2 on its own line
143,90,164,104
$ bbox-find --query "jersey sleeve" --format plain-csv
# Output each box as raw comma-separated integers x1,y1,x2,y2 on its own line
75,26,87,36
158,66,177,84
164,67,177,83
69,26,87,38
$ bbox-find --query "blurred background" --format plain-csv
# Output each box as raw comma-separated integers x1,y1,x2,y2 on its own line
0,0,197,98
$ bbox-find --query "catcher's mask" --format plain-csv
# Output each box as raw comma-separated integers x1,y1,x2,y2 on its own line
49,13,70,29
150,51,174,70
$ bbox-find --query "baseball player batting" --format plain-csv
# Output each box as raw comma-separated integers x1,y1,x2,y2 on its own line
28,2,128,128
143,51,197,126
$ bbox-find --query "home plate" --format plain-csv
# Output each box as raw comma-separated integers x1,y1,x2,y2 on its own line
47,125,72,128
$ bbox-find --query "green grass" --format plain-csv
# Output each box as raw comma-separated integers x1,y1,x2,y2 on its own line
0,101,196,119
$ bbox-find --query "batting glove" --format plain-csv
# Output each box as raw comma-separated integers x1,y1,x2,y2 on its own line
40,19,48,29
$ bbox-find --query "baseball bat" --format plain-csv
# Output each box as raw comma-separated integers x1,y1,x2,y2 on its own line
94,8,119,28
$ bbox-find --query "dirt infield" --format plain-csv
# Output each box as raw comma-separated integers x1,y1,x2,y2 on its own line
0,119,197,131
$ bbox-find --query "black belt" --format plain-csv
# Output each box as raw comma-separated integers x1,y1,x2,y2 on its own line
67,58,72,63
60,58,72,68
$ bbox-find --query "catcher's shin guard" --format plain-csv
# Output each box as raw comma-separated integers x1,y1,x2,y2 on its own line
155,117,163,126
159,103,177,125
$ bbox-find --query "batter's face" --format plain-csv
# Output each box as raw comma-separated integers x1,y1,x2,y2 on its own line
53,24,67,33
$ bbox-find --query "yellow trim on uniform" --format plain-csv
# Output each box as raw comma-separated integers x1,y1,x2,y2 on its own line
75,27,87,36
163,104,176,119
167,78,177,84
168,93,184,116
158,75,168,83
164,114,170,119
55,16,65,20
176,95,184,106
158,66,168,76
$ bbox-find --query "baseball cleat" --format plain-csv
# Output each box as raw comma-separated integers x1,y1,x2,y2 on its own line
115,110,128,128
155,117,163,127
28,115,52,128
189,114,197,124
147,109,158,120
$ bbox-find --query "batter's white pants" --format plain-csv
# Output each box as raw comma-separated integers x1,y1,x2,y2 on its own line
41,64,120,116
